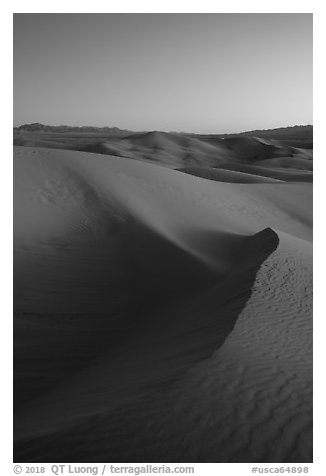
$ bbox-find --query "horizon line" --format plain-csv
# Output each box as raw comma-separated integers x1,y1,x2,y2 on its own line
13,122,313,136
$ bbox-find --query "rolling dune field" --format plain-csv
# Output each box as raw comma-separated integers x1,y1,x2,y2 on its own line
13,129,312,462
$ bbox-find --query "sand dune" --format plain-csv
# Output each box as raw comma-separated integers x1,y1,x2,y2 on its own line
14,129,312,174
14,144,312,462
177,166,283,183
220,136,293,161
253,156,313,170
108,133,312,169
214,162,313,182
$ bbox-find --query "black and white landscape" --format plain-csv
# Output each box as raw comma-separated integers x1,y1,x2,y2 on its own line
13,14,313,463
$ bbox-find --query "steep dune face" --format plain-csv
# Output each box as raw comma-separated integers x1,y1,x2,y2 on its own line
24,230,310,464
14,146,312,462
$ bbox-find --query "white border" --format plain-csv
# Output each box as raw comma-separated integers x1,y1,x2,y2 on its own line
4,2,323,474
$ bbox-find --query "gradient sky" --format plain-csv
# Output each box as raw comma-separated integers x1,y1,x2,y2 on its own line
13,13,312,134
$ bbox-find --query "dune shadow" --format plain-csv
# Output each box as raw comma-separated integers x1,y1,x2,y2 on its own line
14,226,279,462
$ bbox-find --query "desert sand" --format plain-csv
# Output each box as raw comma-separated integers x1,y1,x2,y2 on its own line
13,128,312,462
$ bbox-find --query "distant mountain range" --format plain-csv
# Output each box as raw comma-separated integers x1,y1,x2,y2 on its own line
14,123,312,138
14,123,132,135
190,124,313,140
226,124,312,140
